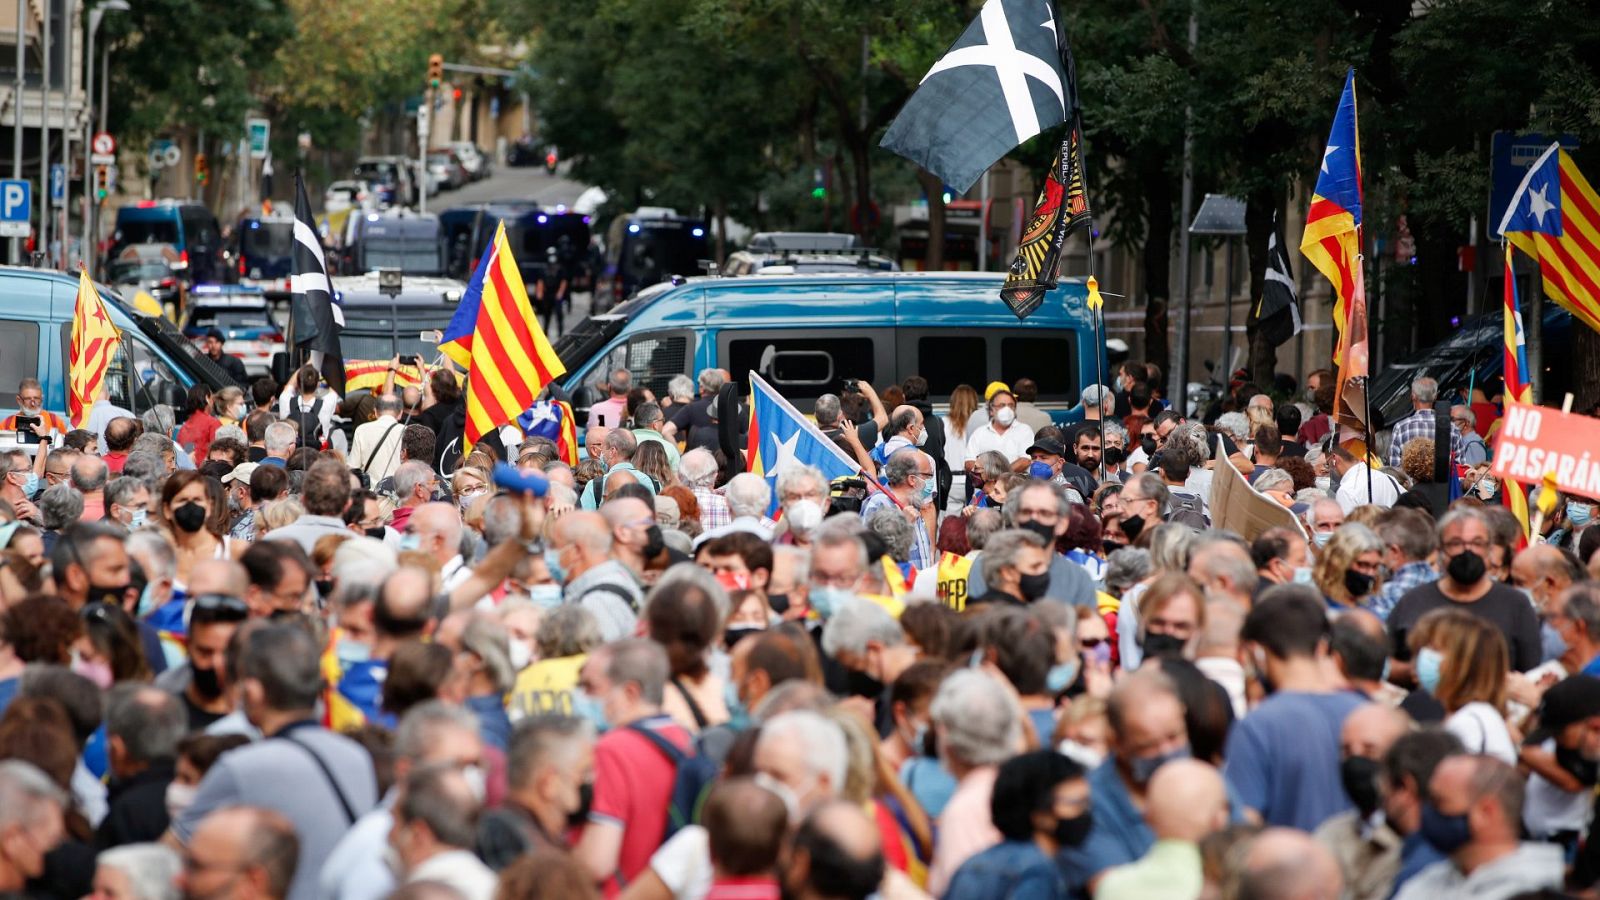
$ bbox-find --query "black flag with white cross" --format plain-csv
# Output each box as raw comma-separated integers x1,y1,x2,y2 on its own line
1252,210,1302,349
881,0,1074,193
291,171,346,393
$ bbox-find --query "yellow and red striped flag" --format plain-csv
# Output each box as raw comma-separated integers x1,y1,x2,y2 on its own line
439,223,566,448
68,270,121,428
1498,143,1600,334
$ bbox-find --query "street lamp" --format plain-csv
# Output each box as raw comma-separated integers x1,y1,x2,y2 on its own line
1188,193,1248,393
81,0,129,274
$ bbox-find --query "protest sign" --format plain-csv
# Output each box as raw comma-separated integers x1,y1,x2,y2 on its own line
1491,401,1600,501
1208,437,1309,542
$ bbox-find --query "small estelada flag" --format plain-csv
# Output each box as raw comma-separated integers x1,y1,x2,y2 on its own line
68,269,121,428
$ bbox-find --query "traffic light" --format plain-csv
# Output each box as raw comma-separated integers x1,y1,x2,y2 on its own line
94,165,110,201
195,153,209,186
428,54,444,88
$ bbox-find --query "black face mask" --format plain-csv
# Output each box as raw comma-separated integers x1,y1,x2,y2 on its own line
766,592,790,615
1121,513,1146,542
1344,569,1375,599
1018,569,1051,602
1447,550,1487,585
1103,447,1126,467
1340,756,1382,817
846,667,884,699
1018,519,1057,546
364,526,387,540
724,626,763,649
1140,436,1158,457
567,782,593,828
88,582,130,609
173,501,208,534
190,664,223,700
1053,811,1093,848
1141,631,1186,660
1557,744,1600,786
642,524,666,559
314,578,335,599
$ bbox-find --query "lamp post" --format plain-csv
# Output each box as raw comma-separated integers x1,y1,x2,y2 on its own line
80,0,128,275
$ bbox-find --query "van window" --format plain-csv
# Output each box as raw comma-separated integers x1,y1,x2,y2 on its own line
1000,336,1078,398
0,321,39,397
594,332,690,398
117,219,179,246
915,335,986,396
725,334,877,400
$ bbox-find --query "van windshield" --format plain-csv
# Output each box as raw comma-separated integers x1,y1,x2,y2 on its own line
117,220,180,245
626,224,707,282
241,222,294,260
362,238,442,275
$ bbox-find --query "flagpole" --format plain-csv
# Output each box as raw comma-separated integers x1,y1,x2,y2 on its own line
1360,222,1372,505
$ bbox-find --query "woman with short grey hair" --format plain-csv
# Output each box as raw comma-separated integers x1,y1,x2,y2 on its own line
92,843,182,900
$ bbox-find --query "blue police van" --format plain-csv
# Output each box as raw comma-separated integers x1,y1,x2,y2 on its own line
0,267,235,428
551,271,1104,422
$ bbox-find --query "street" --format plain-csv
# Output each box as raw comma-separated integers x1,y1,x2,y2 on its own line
439,161,591,210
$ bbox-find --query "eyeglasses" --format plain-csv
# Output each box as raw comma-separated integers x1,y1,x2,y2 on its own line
1443,538,1491,554
1079,637,1107,649
192,594,250,622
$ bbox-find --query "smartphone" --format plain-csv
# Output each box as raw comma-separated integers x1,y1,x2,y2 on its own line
397,355,419,366
14,416,39,445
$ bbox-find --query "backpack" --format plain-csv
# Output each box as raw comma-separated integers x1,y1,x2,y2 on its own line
624,721,704,842
293,397,326,448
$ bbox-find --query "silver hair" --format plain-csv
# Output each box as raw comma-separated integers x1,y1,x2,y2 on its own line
535,605,603,659
1126,471,1170,515
140,404,176,437
1102,421,1129,445
377,393,403,414
394,700,482,762
214,424,247,446
69,455,109,492
698,369,727,394
131,432,171,459
126,529,178,581
723,472,771,519
1252,468,1294,494
1411,376,1439,406
482,495,523,546
1166,422,1210,465
106,685,185,764
679,448,719,488
105,476,148,511
1081,384,1113,408
1030,598,1078,636
649,562,732,626
462,615,516,694
979,529,1048,587
666,374,696,403
1147,523,1196,573
39,483,84,530
265,421,298,454
546,481,577,509
1105,547,1152,596
1436,506,1489,543
865,507,913,563
821,597,906,658
758,710,849,793
330,537,398,585
1216,411,1250,444
813,393,842,427
1001,479,1072,528
966,508,1003,550
394,461,435,498
930,669,1022,767
882,450,922,488
775,464,827,504
94,843,181,900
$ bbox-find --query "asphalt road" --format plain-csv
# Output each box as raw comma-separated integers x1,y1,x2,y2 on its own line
436,161,592,209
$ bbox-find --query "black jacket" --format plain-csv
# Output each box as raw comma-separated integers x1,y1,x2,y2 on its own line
96,761,176,850
909,399,952,508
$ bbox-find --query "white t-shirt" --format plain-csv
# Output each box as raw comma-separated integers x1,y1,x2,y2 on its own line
1445,702,1517,764
649,824,713,900
965,421,1036,464
1524,738,1591,837
1335,463,1402,513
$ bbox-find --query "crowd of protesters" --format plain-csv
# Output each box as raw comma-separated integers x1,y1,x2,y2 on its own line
0,356,1595,900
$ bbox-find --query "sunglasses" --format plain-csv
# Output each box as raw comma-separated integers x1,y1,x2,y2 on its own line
1079,637,1108,649
192,594,250,622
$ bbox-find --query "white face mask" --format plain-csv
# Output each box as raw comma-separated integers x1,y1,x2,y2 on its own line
914,427,928,447
508,640,533,672
994,406,1016,426
165,782,199,820
784,499,824,537
1314,475,1332,493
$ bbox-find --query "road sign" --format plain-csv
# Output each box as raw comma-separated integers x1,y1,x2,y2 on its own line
49,164,64,207
1491,131,1579,231
91,132,115,156
0,180,31,237
247,118,270,159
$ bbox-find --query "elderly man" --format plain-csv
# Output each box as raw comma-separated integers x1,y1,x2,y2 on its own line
926,670,1024,896
388,766,496,900
478,715,594,870
261,421,297,467
71,454,110,521
1095,759,1230,900
581,428,654,509
679,448,732,531
1188,535,1259,607
1251,526,1313,588
1081,384,1114,423
965,480,1097,606
1393,756,1561,898
0,761,67,894
550,510,641,640
100,684,186,847
350,393,405,482
404,502,471,590
695,472,774,547
179,806,299,900
774,464,829,546
266,459,353,554
969,530,1052,607
964,389,1035,467
823,599,920,736
1386,377,1456,468
755,710,850,812
858,450,935,569
1312,704,1412,900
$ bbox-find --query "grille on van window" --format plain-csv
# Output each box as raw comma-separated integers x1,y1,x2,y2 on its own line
626,335,687,397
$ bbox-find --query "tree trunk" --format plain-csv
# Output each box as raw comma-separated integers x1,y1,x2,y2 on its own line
714,197,727,265
851,141,872,244
1142,159,1174,384
1575,324,1600,410
1245,186,1279,387
917,169,945,271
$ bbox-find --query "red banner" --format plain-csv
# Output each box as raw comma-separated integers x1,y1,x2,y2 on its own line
1491,402,1600,501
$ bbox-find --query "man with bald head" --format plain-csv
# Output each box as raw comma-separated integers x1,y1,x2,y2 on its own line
1313,704,1411,900
1510,544,1585,664
1095,759,1229,900
599,495,657,578
180,805,300,900
1237,827,1345,900
1393,755,1561,898
1306,497,1345,545
189,558,250,600
404,502,470,591
550,509,640,641
1188,536,1259,608
1330,612,1406,706
71,453,110,521
779,800,887,900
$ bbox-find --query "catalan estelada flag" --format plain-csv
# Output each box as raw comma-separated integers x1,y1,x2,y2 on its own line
1501,245,1533,546
441,223,566,448
68,269,120,428
517,398,580,465
1301,69,1364,364
746,371,861,515
1498,143,1600,335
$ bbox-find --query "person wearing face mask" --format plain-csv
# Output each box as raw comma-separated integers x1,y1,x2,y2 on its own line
0,759,68,895
774,465,830,549
1305,496,1346,549
870,405,927,466
49,520,134,612
822,599,921,738
0,377,67,440
965,482,1097,606
1409,609,1518,764
1509,544,1586,667
963,388,1035,474
156,593,247,732
386,765,496,900
106,476,152,532
1388,508,1543,678
1226,586,1367,830
968,530,1052,608
1094,759,1231,900
942,750,1091,900
1058,669,1198,894
1250,526,1315,590
477,714,595,871
1392,754,1561,899
1369,509,1440,623
0,451,40,525
1329,612,1408,706
320,702,485,900
98,684,186,848
1309,704,1412,900
601,495,668,584
858,450,936,571
158,471,246,598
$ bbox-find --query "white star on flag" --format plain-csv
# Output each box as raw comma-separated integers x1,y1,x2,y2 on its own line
765,430,803,483
1528,184,1556,227
1321,145,1338,173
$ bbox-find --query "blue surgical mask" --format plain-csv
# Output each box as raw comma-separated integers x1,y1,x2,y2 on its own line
1128,745,1190,785
1046,658,1080,694
1570,500,1593,529
1292,566,1316,585
570,691,610,733
544,547,568,584
1416,647,1445,695
336,638,371,667
527,584,563,609
135,580,159,617
398,533,421,552
1543,620,1570,661
808,586,853,620
723,679,750,731
19,473,37,497
1313,531,1334,548
918,477,936,506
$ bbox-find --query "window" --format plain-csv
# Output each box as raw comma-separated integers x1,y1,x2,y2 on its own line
725,335,876,401
0,321,38,403
127,339,186,416
1000,336,1078,398
623,333,689,397
915,336,986,396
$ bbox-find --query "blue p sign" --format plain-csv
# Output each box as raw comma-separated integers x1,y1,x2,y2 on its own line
0,180,30,222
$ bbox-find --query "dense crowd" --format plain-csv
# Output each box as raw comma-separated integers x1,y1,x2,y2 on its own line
0,357,1596,900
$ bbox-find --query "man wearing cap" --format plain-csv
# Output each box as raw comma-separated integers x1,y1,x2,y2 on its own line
965,388,1035,470
201,327,249,384
1026,436,1095,502
222,463,260,538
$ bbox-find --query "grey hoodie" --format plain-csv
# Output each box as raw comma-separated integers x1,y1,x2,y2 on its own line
1393,841,1562,900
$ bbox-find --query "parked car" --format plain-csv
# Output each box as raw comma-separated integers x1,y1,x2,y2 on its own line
353,156,418,208
107,244,185,314
450,142,489,180
106,201,226,285
181,286,285,378
324,180,372,215
426,151,467,191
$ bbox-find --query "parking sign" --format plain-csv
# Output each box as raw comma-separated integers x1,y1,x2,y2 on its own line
0,180,30,237
49,164,65,207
